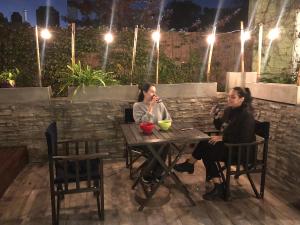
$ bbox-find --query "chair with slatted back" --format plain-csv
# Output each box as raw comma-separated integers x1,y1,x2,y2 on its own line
215,120,270,200
45,122,106,225
206,121,270,200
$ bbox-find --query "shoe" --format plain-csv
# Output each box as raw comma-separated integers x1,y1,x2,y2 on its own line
202,183,224,201
141,174,154,184
174,160,194,174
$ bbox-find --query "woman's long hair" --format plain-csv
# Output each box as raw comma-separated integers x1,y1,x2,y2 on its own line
233,87,253,111
138,82,155,102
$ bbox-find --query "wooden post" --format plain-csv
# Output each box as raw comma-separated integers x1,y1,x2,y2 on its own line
155,25,160,84
130,25,138,85
297,68,300,86
207,26,216,82
35,26,42,87
71,23,76,65
257,23,263,81
240,21,246,87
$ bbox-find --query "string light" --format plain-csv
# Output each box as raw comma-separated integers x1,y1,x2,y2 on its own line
104,32,114,44
151,31,161,42
40,29,52,40
268,27,280,40
206,33,216,45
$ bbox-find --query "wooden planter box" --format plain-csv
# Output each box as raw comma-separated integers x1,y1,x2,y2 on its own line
226,72,257,91
0,87,51,104
68,83,218,102
246,83,300,105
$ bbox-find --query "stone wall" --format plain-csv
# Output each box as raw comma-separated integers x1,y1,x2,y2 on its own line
249,0,299,74
1,89,299,192
253,99,300,191
0,96,221,162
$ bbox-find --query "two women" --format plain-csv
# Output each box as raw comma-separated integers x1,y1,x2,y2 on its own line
133,83,255,200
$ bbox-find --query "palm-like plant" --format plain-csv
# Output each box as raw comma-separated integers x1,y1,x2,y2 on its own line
60,61,118,94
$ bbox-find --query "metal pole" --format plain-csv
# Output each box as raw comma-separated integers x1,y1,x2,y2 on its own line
130,25,138,85
35,26,42,87
257,23,263,81
156,25,160,84
207,26,216,82
71,23,76,65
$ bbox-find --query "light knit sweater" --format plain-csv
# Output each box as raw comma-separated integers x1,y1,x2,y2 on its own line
133,101,171,124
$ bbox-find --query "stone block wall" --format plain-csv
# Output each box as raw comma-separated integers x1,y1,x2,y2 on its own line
253,99,300,191
1,91,299,192
0,96,221,162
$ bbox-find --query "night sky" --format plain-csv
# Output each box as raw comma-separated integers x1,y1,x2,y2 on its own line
0,0,239,26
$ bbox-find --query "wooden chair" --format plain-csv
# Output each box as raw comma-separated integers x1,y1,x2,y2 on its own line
45,122,106,225
207,120,270,200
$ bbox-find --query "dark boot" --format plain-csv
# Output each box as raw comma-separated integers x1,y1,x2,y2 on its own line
202,183,224,201
174,160,194,174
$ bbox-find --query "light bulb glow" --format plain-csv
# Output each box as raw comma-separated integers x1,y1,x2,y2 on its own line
242,30,251,42
207,34,215,45
104,33,114,44
151,31,161,42
40,29,52,40
268,28,280,40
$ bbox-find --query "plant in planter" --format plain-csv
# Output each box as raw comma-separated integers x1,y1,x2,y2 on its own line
60,61,118,95
260,72,297,84
0,68,19,88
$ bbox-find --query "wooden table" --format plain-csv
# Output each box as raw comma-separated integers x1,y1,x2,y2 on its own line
121,122,210,210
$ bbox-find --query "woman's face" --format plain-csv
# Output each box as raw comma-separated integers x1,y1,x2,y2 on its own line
227,89,244,108
143,85,156,102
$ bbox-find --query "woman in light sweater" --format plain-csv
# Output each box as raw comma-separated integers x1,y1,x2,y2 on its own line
133,82,171,183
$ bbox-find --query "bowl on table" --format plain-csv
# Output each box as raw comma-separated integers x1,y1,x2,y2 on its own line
139,122,155,134
158,120,172,131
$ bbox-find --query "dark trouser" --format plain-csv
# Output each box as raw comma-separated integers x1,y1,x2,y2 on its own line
142,144,169,178
192,141,227,180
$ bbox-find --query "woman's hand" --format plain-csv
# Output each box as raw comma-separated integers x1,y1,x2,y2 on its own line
148,95,159,113
208,135,223,145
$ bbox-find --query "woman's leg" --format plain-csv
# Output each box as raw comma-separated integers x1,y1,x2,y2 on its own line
201,142,227,200
201,142,224,179
174,141,211,173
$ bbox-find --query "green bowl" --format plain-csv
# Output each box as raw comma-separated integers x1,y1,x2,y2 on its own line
158,120,172,131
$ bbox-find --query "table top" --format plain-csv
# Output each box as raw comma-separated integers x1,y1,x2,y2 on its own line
121,122,210,146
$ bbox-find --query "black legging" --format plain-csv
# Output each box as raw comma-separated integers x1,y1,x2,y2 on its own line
192,141,227,180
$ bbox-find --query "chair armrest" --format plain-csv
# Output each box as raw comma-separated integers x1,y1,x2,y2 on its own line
224,139,265,148
52,152,108,161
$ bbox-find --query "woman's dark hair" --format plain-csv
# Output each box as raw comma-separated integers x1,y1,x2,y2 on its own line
138,82,155,102
232,87,253,110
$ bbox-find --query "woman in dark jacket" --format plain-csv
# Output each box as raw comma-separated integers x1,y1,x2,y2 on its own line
174,87,255,200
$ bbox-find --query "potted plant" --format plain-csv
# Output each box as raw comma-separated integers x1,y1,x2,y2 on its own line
60,61,118,95
0,68,19,88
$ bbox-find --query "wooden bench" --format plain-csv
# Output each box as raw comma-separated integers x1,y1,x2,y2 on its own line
0,146,28,198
